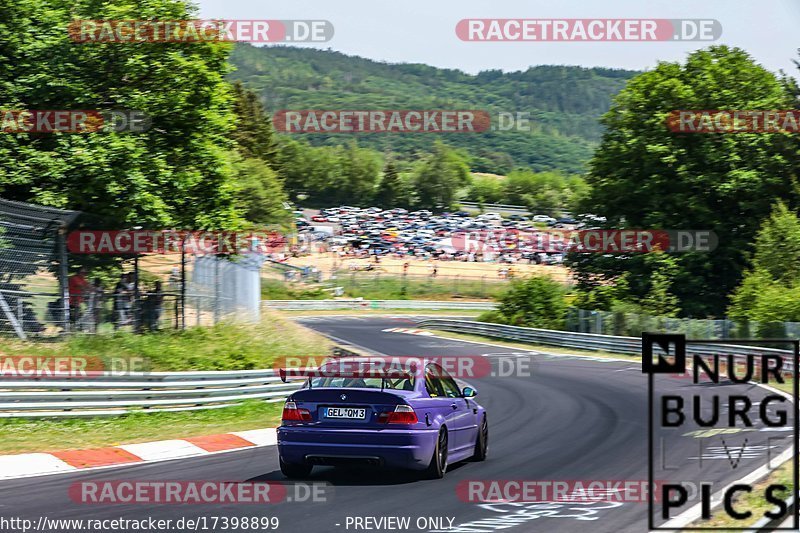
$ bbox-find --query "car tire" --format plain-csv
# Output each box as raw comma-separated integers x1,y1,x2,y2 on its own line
280,458,312,479
472,415,488,462
423,428,448,479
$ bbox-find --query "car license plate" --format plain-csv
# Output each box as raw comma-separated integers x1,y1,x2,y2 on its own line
325,407,366,419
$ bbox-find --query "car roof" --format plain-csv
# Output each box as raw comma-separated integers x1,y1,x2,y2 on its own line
324,356,438,366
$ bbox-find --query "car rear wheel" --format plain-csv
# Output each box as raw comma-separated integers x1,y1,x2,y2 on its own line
423,428,448,479
280,458,312,479
472,415,488,461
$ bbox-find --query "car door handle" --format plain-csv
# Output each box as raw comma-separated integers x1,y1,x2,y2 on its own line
451,403,458,410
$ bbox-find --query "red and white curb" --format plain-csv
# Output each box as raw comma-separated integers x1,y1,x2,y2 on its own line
382,327,434,336
0,428,277,480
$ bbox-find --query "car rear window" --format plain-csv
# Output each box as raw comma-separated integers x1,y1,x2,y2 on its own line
309,376,415,390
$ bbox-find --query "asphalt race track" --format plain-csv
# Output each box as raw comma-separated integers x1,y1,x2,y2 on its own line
0,316,793,533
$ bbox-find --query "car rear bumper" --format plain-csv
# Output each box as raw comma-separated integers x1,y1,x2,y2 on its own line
277,426,438,470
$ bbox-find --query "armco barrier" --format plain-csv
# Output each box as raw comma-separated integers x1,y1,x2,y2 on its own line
414,319,796,373
0,343,367,418
0,369,306,418
263,299,496,311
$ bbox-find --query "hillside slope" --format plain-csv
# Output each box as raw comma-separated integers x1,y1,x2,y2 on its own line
229,44,638,174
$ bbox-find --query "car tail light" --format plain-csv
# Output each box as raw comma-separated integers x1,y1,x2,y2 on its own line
282,401,312,422
379,405,418,424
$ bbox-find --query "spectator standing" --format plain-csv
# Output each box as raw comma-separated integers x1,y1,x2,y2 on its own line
142,281,164,332
68,267,89,326
113,272,134,329
85,278,104,333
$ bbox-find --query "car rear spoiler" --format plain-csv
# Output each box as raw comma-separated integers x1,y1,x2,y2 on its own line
279,366,418,390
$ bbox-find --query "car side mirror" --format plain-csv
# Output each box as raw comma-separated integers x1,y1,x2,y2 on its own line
462,386,477,398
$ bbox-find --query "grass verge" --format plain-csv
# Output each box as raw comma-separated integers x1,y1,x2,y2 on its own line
262,275,508,301
1,311,332,371
690,459,793,530
0,401,283,454
0,313,330,454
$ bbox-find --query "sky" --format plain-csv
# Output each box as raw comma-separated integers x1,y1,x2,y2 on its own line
194,0,799,76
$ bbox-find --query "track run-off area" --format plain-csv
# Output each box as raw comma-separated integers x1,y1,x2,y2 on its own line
0,316,792,533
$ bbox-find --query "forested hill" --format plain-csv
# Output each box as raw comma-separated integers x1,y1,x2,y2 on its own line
228,44,639,174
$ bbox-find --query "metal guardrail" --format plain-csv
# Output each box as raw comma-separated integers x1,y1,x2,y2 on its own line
0,345,366,418
0,369,306,418
262,299,496,311
415,319,796,372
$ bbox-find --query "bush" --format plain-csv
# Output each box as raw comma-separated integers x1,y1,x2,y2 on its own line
488,275,567,329
476,310,509,324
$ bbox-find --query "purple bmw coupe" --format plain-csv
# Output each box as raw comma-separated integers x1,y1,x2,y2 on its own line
277,357,488,479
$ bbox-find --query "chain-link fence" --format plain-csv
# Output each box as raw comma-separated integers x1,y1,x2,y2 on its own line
0,198,79,338
66,246,265,333
566,307,800,340
0,197,265,338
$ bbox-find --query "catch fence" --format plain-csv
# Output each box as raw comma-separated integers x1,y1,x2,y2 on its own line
0,197,265,338
566,308,800,340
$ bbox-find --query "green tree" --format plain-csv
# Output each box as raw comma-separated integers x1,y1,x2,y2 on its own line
230,81,278,165
638,253,681,317
468,175,504,204
335,142,382,205
573,274,630,312
747,202,800,285
274,137,341,204
411,142,470,210
570,46,800,317
0,0,241,229
729,203,800,329
230,156,290,226
374,160,403,208
468,169,587,215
